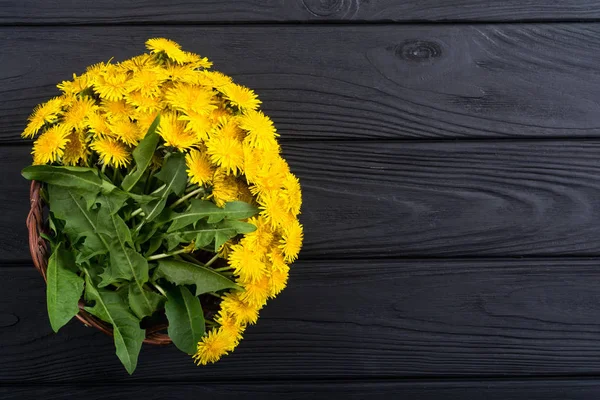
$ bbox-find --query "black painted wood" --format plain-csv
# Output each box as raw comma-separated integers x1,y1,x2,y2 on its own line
4,258,600,381
3,379,600,400
2,0,600,24
4,25,600,142
6,140,600,261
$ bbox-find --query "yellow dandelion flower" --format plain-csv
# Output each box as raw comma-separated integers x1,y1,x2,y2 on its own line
239,275,270,307
210,171,239,207
178,111,212,141
86,61,110,76
243,146,278,183
235,181,254,204
86,112,112,138
258,190,294,229
57,73,92,95
182,52,213,69
279,219,303,262
31,124,71,165
238,109,279,150
91,137,131,168
135,111,161,134
206,134,244,174
62,97,98,131
125,90,163,113
165,83,216,115
269,248,288,272
240,216,274,255
62,130,89,166
217,240,234,259
100,99,135,121
186,149,214,185
214,311,244,350
249,158,288,196
163,63,199,83
125,67,168,97
118,53,157,73
219,292,260,325
199,70,233,89
22,97,64,138
145,38,187,61
108,119,143,145
220,83,261,111
282,173,302,216
193,329,230,365
93,66,129,101
268,262,289,298
215,116,245,141
228,244,268,283
157,112,199,150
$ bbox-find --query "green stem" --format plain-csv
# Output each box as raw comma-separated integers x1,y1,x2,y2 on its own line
150,183,167,195
205,254,220,268
112,167,118,183
212,265,231,272
181,253,204,266
205,320,218,326
147,248,188,261
170,187,205,209
207,292,222,299
101,163,107,175
151,282,167,297
130,208,144,218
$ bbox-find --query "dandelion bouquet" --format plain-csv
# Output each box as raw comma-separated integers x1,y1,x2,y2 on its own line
21,38,303,374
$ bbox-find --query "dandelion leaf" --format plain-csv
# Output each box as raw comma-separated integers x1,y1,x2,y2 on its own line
165,285,205,354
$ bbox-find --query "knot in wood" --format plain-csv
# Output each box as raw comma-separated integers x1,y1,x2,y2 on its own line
395,40,442,62
301,0,358,18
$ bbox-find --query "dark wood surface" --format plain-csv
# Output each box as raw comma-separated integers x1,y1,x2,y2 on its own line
3,0,600,24
3,2,600,399
4,25,600,142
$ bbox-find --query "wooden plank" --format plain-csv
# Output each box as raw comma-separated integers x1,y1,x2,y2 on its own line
3,379,600,400
4,258,600,381
2,1,600,24
3,25,600,142
7,139,600,261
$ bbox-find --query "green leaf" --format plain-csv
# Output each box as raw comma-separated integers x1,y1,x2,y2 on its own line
96,200,150,290
121,114,161,192
128,284,164,320
84,274,145,375
47,185,108,256
167,199,258,232
23,165,127,210
154,259,239,296
141,153,187,222
46,244,84,332
165,286,205,355
22,165,103,193
167,220,256,252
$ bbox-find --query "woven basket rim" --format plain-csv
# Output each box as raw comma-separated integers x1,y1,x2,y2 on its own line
27,180,171,345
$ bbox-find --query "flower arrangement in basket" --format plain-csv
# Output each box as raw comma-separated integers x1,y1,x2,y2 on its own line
21,38,303,374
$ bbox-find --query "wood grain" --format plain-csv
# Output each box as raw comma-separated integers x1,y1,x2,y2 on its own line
3,379,600,400
4,258,600,381
2,0,600,24
4,25,600,142
7,140,600,261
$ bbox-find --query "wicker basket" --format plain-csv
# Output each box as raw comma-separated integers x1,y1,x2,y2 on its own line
26,181,171,345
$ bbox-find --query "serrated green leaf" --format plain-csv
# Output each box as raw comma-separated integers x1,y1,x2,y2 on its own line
128,284,164,320
22,165,103,193
121,115,161,192
46,244,84,332
23,165,127,210
154,259,238,296
167,220,256,252
167,199,258,232
84,274,145,375
141,153,187,222
47,185,109,256
165,286,205,355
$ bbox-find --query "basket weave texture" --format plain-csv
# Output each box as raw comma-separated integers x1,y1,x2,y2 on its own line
27,180,171,345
